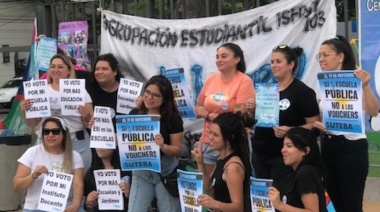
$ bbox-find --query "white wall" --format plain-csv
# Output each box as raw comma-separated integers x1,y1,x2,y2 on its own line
0,0,35,85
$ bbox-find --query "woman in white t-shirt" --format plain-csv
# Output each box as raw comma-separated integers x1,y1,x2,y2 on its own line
21,54,93,171
13,116,84,212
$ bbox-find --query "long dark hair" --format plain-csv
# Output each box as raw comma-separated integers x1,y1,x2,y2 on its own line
138,75,180,122
284,127,324,178
212,111,252,211
321,35,356,70
90,148,121,170
218,43,246,73
272,45,303,74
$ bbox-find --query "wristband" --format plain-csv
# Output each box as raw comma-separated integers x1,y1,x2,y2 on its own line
31,173,38,179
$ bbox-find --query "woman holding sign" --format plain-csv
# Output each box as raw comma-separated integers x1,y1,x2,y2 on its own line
13,116,84,212
127,75,184,212
21,54,93,171
87,53,124,128
84,148,131,211
194,43,255,176
192,112,252,211
247,45,320,195
313,35,380,212
268,127,326,212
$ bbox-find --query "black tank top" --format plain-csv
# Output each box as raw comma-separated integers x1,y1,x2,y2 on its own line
211,153,244,203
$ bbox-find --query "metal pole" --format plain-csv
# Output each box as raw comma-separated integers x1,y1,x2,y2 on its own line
344,0,349,39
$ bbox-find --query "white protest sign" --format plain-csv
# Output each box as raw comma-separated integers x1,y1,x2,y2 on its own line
37,171,73,212
90,106,116,149
116,78,143,114
23,79,51,119
94,169,124,210
60,79,85,116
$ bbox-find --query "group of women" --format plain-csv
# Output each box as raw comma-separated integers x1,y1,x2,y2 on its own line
12,34,378,212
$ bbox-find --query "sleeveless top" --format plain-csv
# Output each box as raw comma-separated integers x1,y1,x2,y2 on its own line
211,152,244,203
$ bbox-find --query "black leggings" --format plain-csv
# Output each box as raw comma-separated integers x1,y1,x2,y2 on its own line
321,134,368,212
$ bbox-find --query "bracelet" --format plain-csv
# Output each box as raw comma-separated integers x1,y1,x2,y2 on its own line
206,112,211,120
31,173,38,180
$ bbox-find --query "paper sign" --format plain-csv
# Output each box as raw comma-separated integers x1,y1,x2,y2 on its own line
116,78,143,114
94,169,124,210
59,79,85,116
90,106,116,149
23,80,51,118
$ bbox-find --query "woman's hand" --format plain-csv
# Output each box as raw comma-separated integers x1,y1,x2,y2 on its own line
246,98,256,112
191,142,203,164
64,203,80,212
273,126,292,138
313,121,327,134
20,99,32,112
32,165,48,179
135,96,143,108
197,194,220,210
155,134,165,149
87,117,95,129
354,69,371,87
268,186,283,209
78,105,91,122
194,106,208,119
86,191,98,208
119,181,130,197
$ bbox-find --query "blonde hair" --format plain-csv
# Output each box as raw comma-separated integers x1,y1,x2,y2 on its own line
47,54,77,84
42,116,73,173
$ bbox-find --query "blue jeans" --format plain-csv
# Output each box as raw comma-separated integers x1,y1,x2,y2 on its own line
128,170,180,212
71,131,92,172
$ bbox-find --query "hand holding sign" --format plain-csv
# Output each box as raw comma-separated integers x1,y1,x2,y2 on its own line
267,187,282,210
86,191,98,209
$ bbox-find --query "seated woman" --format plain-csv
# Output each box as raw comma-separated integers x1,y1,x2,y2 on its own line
84,148,131,211
13,116,84,212
268,127,327,212
192,112,252,212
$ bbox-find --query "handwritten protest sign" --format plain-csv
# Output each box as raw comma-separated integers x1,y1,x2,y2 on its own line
23,80,51,118
318,71,363,134
162,68,195,119
177,170,203,212
36,37,57,71
255,83,279,127
250,177,275,212
94,169,124,210
90,106,116,149
60,79,85,116
116,115,161,172
37,171,73,212
116,78,143,114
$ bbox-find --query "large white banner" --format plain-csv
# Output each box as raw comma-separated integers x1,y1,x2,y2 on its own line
101,0,336,132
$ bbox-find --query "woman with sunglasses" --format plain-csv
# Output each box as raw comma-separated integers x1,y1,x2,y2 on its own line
247,45,320,195
194,42,255,176
13,116,84,212
20,54,93,172
127,75,184,211
313,35,379,212
268,127,326,212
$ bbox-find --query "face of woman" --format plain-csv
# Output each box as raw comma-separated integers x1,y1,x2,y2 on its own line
43,121,64,150
96,148,114,160
49,58,70,82
282,137,305,170
216,47,240,73
95,60,117,85
318,44,344,71
209,123,226,151
143,84,163,111
271,52,294,80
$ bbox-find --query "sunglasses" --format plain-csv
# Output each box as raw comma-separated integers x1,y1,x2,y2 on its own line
42,128,62,135
273,44,288,50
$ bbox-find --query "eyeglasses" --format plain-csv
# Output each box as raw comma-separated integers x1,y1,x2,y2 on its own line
42,128,62,135
144,90,162,99
316,52,337,60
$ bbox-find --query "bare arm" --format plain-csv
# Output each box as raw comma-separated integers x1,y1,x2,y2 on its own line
13,163,47,192
269,186,320,212
157,132,183,157
65,168,84,212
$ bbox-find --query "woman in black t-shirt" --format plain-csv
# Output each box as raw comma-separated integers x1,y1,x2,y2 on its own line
268,127,327,212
